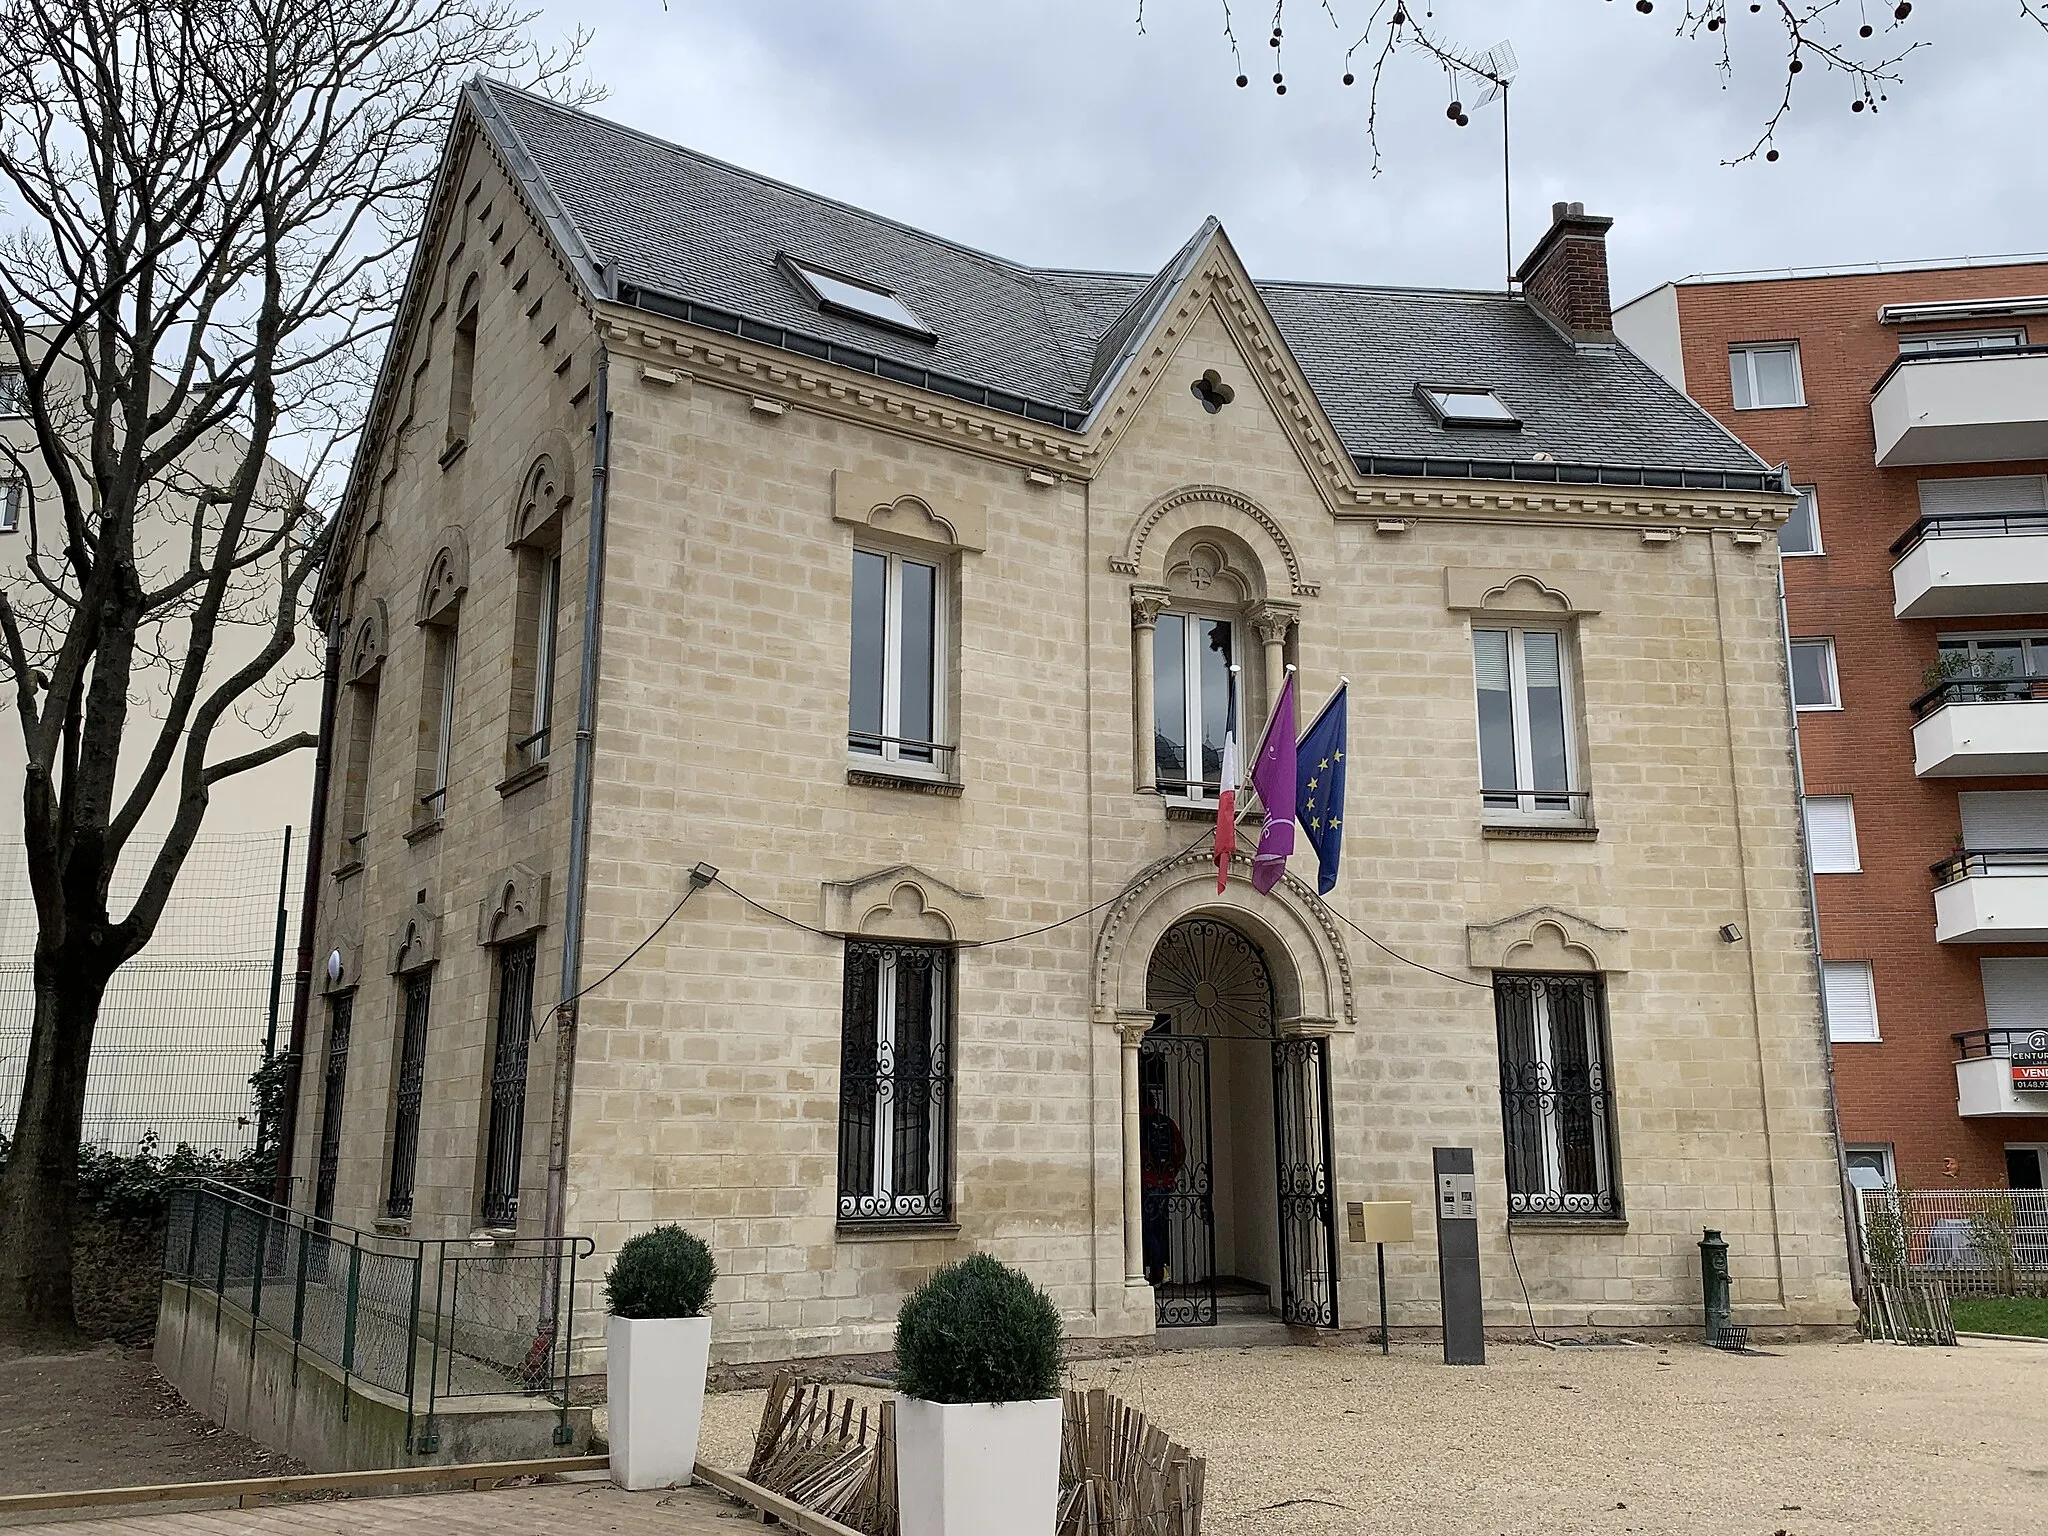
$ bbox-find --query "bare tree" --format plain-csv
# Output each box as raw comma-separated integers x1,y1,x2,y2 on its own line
1147,1,2048,166
0,0,586,1345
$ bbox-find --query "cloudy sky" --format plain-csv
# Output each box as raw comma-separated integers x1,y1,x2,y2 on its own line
533,1,2043,304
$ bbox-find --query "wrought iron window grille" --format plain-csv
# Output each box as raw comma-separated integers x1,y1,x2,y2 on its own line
836,940,953,1225
313,993,354,1225
1494,972,1620,1219
386,971,433,1222
480,937,537,1229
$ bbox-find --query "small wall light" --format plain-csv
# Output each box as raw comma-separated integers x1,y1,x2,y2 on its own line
1718,923,1744,944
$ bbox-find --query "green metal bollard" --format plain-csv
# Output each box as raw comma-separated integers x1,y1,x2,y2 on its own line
1699,1228,1732,1346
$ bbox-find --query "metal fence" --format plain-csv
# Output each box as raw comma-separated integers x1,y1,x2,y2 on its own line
0,829,299,1152
1857,1187,2048,1296
163,1179,593,1454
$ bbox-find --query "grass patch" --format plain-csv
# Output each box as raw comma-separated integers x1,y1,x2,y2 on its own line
1950,1295,2048,1338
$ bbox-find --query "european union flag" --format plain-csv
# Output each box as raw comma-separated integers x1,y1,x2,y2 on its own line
1295,685,1347,896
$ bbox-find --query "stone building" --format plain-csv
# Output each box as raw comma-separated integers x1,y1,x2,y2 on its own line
288,82,1858,1366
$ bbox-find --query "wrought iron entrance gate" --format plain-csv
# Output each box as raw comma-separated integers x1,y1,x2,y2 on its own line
1142,916,1340,1331
1273,1035,1340,1328
1138,1031,1216,1326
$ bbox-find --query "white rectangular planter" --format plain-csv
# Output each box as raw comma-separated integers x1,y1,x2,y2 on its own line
895,1395,1062,1536
607,1314,711,1491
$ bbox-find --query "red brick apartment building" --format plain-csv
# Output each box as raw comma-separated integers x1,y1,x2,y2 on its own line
1616,259,2048,1195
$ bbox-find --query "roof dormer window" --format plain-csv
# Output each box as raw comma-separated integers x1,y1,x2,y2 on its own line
1419,384,1521,429
780,256,935,342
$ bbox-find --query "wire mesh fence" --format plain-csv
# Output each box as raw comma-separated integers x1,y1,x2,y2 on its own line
1857,1187,2048,1296
164,1179,592,1455
0,828,300,1152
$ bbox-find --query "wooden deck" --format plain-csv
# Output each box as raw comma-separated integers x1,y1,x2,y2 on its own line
14,1483,744,1536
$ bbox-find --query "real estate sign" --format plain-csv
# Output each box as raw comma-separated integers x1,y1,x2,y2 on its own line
2012,1029,2048,1092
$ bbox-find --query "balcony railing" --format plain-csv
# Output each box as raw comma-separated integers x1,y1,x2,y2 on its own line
1890,509,2048,558
1871,345,2048,467
1931,847,2048,885
1910,672,2048,721
1954,1027,2048,1060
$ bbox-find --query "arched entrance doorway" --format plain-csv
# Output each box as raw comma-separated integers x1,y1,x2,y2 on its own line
1142,917,1339,1330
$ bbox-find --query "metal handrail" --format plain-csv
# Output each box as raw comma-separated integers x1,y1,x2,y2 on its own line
847,732,956,763
1909,672,2048,720
1930,847,2048,885
1953,1027,2048,1060
1871,341,2048,395
163,1178,593,1456
1890,509,2048,557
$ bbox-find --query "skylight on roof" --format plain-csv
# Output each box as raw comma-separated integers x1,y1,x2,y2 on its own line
1418,385,1521,429
782,257,935,342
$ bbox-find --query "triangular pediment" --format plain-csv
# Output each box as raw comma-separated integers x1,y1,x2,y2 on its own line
1082,222,1357,515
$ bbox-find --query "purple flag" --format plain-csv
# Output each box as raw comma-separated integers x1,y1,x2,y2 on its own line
1250,675,1298,894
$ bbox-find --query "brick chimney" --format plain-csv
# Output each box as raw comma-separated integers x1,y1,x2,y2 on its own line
1514,201,1616,344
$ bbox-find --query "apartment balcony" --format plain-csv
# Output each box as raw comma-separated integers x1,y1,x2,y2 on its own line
1892,512,2048,619
1912,675,2048,776
1954,1028,2048,1117
1932,849,2048,943
1872,347,2048,467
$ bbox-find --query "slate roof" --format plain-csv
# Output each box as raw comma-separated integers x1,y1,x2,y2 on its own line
474,82,1774,486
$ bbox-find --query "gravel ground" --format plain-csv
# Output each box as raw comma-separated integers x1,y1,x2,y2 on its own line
0,1344,302,1496
698,1336,2048,1536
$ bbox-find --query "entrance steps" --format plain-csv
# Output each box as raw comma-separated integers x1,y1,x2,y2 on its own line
1158,1280,1299,1351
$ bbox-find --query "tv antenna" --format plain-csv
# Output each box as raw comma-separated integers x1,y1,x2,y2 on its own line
1467,42,1519,289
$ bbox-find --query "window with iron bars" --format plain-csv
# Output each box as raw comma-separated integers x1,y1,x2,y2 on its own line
1493,973,1620,1218
837,941,953,1225
386,970,433,1222
313,992,354,1224
481,936,536,1228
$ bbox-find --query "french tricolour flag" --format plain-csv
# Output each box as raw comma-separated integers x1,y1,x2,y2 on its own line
1214,667,1240,893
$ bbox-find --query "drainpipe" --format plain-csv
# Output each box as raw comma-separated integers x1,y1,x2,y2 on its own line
539,344,610,1345
1775,510,1867,1305
272,611,343,1210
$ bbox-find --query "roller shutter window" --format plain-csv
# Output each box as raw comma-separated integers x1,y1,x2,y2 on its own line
1804,796,1860,874
1981,958,2048,1035
1823,961,1880,1044
1917,475,2048,517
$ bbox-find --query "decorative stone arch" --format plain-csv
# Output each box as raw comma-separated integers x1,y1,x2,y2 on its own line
477,862,550,946
831,469,986,553
1444,566,1611,621
820,864,986,944
389,892,442,975
1109,484,1319,598
1159,525,1266,606
416,526,470,625
1465,906,1630,975
507,431,579,547
343,599,388,685
1094,842,1354,1034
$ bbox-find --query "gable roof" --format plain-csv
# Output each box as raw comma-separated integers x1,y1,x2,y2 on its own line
473,81,1775,488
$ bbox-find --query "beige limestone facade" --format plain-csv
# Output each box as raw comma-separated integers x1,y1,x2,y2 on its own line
294,97,1858,1373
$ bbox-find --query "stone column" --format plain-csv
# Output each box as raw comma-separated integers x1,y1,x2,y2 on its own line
1248,601,1299,730
1130,586,1172,792
1117,1013,1154,1287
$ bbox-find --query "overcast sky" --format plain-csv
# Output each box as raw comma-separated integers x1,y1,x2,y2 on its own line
534,1,2046,303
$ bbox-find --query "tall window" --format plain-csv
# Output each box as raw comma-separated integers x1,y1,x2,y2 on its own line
1494,973,1618,1218
416,624,459,820
1473,626,1580,819
480,936,536,1228
1729,342,1804,410
447,277,478,445
849,547,944,771
1823,960,1880,1043
313,993,354,1224
1154,613,1239,801
339,680,379,848
1,479,20,534
1788,638,1839,710
386,970,433,1222
528,553,560,762
1779,487,1822,557
837,941,952,1224
0,368,22,415
1803,796,1861,874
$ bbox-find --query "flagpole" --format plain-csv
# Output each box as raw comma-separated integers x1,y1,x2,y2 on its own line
1241,663,1297,823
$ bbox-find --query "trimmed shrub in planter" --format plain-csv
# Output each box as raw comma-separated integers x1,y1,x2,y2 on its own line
605,1226,716,1491
894,1254,1064,1536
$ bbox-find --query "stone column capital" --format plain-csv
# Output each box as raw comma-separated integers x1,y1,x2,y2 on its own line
1130,584,1173,629
1114,1009,1158,1048
1247,599,1300,646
